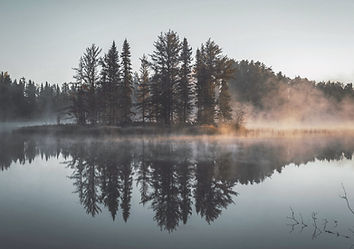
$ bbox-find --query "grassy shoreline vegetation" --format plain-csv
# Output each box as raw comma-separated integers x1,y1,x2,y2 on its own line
13,124,354,138
13,124,222,136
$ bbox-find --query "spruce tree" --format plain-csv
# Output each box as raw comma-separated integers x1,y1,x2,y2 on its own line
72,44,101,125
176,38,193,124
15,78,26,118
100,41,120,125
119,39,133,125
0,72,12,121
195,39,233,124
25,80,37,118
137,55,150,124
194,48,204,123
84,44,101,124
151,30,181,125
148,74,161,123
218,80,233,122
72,57,87,125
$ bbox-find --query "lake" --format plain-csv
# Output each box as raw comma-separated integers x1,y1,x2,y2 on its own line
1,133,354,249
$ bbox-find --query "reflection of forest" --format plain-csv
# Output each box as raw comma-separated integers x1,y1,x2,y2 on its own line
1,135,354,231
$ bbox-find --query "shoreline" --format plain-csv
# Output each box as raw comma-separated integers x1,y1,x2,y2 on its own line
11,124,354,138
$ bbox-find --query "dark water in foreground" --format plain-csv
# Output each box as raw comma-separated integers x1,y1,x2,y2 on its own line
1,134,354,249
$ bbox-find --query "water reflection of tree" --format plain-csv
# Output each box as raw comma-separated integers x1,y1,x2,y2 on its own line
3,134,354,231
66,139,238,232
67,142,134,220
195,159,237,223
68,142,102,217
119,145,133,222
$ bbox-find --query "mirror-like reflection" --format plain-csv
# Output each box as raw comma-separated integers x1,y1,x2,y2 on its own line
1,134,354,233
65,140,239,231
2,133,354,249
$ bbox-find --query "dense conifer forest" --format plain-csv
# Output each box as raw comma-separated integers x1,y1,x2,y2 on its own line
1,30,354,127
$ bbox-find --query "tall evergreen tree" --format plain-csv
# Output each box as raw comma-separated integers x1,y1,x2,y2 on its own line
100,41,120,125
148,74,161,123
195,39,233,124
217,80,233,122
25,80,37,118
72,57,87,125
0,72,12,121
194,48,204,123
136,55,150,124
14,78,26,118
151,30,182,125
72,44,101,125
119,39,133,125
176,38,193,124
83,44,101,124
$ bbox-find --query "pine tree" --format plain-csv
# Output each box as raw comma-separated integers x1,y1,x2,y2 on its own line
195,39,233,124
72,44,101,125
151,30,181,125
218,80,233,122
148,74,161,123
14,77,26,118
85,44,101,124
0,72,12,121
100,41,120,125
72,57,87,125
194,48,204,123
119,39,133,125
25,80,37,118
136,55,150,124
176,38,193,124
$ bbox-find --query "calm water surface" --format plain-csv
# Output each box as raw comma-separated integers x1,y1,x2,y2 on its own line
1,134,354,249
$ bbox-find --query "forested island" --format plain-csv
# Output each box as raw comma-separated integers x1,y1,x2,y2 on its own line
2,30,354,134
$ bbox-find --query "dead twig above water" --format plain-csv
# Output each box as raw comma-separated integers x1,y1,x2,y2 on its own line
341,183,354,216
311,212,322,239
287,207,299,224
286,208,351,240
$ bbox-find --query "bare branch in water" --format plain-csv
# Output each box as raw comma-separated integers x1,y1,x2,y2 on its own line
299,213,308,231
311,212,322,239
287,184,354,242
340,183,354,215
287,207,299,224
323,218,328,231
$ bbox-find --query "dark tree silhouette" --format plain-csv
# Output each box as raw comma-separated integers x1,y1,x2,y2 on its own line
194,39,234,124
83,44,102,124
100,41,121,125
150,30,182,125
136,55,150,124
120,147,133,222
0,72,70,122
176,37,194,124
99,146,121,221
119,39,133,125
218,80,233,122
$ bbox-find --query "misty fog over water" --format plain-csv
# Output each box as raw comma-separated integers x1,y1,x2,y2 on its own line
1,133,354,248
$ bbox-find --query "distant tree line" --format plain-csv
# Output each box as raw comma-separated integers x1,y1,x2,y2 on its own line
229,60,354,121
230,60,354,108
0,72,71,121
3,30,354,125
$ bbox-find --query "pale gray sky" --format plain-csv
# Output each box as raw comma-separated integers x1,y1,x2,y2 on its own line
0,0,353,84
